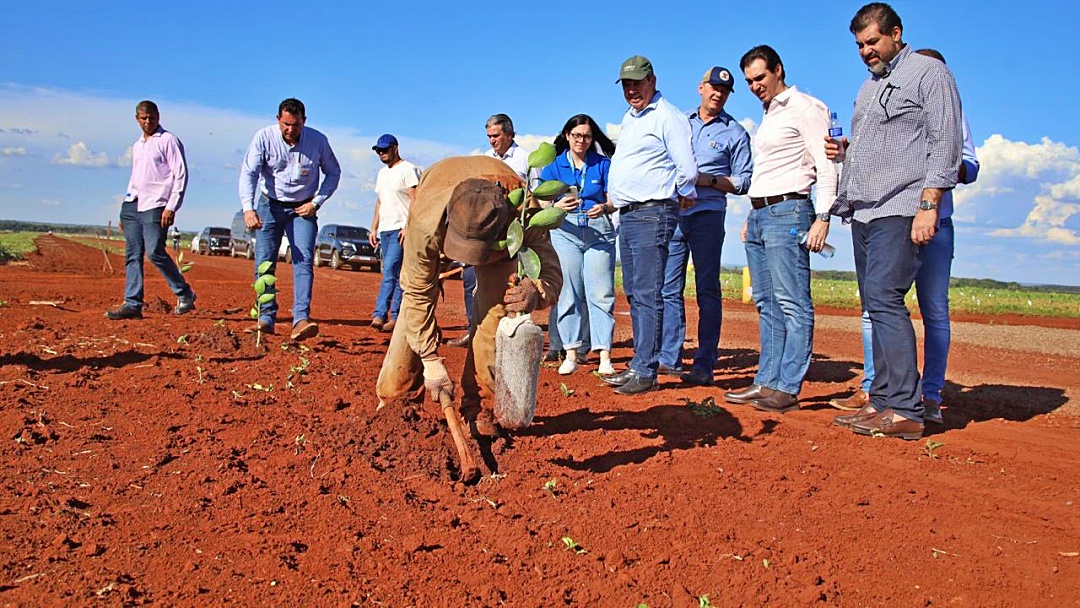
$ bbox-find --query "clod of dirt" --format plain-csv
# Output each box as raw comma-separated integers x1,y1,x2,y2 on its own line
148,297,172,314
192,325,241,354
18,317,46,331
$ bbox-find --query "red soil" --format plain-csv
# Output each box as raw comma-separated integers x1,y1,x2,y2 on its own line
1,234,1077,605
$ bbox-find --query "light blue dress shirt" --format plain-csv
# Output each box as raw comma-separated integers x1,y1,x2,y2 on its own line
687,109,753,215
239,125,342,211
609,92,698,207
939,115,979,219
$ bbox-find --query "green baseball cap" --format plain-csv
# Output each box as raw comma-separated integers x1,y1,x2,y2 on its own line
616,55,653,82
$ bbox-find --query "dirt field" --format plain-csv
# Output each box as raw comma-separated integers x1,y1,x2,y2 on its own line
1,235,1078,606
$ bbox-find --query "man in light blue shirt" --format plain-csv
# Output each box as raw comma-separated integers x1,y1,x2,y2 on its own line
602,55,698,395
659,67,753,386
239,98,341,341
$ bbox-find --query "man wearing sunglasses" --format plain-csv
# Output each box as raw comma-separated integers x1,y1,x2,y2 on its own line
828,2,963,440
369,134,422,334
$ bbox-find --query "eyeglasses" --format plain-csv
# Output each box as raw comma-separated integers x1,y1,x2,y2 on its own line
878,83,898,120
374,147,391,153
568,132,593,142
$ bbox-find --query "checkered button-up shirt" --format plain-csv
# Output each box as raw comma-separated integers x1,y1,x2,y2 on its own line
831,44,962,223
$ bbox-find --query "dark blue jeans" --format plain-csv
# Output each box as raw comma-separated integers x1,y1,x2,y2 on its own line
619,200,680,379
463,265,476,327
373,229,404,321
121,201,192,309
660,210,726,373
853,215,923,421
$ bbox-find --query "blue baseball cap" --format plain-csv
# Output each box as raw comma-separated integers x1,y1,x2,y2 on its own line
372,134,398,150
702,66,735,91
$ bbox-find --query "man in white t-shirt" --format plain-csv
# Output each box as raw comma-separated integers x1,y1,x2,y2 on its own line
369,134,422,332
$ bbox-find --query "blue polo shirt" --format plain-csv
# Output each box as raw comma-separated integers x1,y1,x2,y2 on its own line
686,109,753,215
539,150,610,211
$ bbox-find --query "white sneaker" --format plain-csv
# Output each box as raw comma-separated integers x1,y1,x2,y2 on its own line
598,361,615,376
558,358,577,375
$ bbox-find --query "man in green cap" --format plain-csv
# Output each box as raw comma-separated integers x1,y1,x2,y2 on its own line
602,55,698,395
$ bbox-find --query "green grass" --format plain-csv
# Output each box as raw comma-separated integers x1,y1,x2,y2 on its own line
0,231,40,261
615,265,1080,319
67,235,126,255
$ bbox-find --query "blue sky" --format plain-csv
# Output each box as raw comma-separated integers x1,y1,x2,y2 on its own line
2,0,1077,285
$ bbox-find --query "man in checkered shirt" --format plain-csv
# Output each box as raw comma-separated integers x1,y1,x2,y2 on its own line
829,2,962,440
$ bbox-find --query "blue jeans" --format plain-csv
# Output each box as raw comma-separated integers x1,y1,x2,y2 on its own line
853,215,923,421
550,214,616,351
463,265,477,327
620,200,680,379
860,218,953,402
121,201,192,309
373,229,404,321
744,199,813,395
660,210,726,373
255,196,318,329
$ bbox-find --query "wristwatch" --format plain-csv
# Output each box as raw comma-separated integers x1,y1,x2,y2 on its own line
919,200,938,211
816,213,831,223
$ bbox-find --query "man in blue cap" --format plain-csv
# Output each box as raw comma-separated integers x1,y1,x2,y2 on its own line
369,133,422,332
658,66,753,386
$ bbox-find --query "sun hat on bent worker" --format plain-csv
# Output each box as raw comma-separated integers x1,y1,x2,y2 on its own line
444,178,512,266
616,55,653,82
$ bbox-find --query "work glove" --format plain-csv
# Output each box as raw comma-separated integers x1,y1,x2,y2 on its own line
503,273,541,313
421,356,454,404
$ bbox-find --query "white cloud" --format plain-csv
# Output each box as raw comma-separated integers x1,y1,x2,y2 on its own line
960,134,1080,244
514,133,555,152
40,198,60,206
114,146,132,168
51,141,110,167
605,123,621,142
2,146,27,156
738,117,758,137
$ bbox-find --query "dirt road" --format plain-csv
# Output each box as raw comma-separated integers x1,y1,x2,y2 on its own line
1,235,1077,605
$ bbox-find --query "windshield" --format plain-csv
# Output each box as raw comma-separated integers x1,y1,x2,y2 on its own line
336,226,368,240
209,228,230,237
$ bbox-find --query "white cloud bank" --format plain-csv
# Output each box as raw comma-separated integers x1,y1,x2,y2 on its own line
51,141,111,167
2,146,27,156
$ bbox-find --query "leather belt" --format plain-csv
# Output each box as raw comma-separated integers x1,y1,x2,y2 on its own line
266,195,312,209
749,192,808,209
618,200,676,216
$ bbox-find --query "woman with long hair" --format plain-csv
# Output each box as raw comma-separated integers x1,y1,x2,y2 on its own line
540,114,618,375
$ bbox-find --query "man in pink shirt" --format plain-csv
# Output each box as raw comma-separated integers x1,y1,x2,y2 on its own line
106,100,196,320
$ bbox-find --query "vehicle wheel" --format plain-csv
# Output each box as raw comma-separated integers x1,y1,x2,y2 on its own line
330,249,342,270
246,246,254,260
284,247,292,264
230,243,236,258
372,262,381,273
313,250,321,268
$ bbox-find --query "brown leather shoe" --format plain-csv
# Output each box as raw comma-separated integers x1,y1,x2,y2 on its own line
751,390,799,414
850,408,924,440
829,389,869,411
371,316,385,331
447,332,472,348
291,319,319,341
382,319,396,333
833,403,878,428
724,384,774,404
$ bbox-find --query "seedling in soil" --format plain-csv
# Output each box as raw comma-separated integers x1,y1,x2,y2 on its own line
680,396,724,418
543,478,557,497
176,334,189,344
699,596,712,608
924,439,945,459
177,251,193,273
247,383,273,392
561,536,586,554
559,382,574,397
250,260,278,347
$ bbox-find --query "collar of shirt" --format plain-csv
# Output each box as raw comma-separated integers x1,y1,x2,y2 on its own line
688,108,734,126
140,126,165,143
871,43,911,80
628,91,663,117
491,141,521,161
765,86,797,113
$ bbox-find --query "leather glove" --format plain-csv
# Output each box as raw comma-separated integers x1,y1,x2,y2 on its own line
503,273,541,313
421,356,454,404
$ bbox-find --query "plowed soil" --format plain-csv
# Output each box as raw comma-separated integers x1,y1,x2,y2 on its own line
1,234,1077,606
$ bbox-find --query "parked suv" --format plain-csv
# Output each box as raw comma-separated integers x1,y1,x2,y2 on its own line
229,211,255,259
196,226,232,256
313,224,379,271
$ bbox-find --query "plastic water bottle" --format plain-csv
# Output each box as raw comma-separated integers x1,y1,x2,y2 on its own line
828,111,843,165
791,228,836,259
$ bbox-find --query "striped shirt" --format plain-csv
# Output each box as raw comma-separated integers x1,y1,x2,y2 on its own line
832,44,963,223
